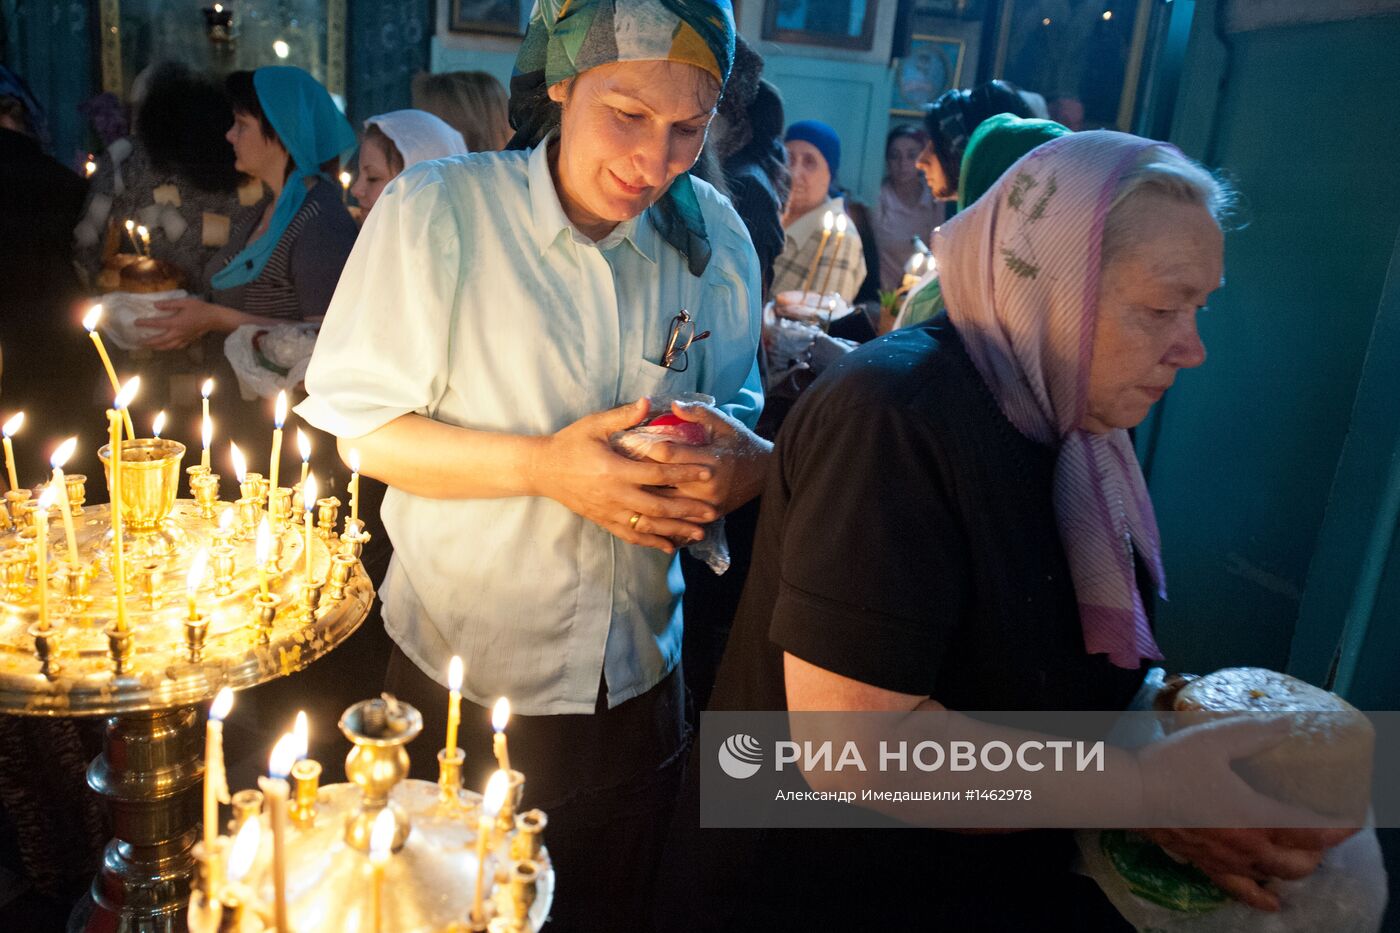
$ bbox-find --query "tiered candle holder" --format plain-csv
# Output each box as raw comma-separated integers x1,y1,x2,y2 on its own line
0,437,373,932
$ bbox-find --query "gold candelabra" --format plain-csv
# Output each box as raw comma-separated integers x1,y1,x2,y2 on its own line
0,416,373,931
187,697,553,933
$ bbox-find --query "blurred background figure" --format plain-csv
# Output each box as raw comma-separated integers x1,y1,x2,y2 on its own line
874,124,942,293
919,79,1033,201
411,70,511,153
352,109,467,217
1048,94,1087,131
771,119,866,303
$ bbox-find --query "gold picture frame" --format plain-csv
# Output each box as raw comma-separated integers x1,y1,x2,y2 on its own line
890,34,966,117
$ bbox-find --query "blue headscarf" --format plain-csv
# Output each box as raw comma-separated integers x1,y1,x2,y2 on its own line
0,65,49,150
506,0,736,278
211,67,356,289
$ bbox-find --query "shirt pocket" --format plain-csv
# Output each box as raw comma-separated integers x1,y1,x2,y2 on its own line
629,355,700,403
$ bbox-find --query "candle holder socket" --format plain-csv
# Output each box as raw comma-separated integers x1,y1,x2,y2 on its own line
59,561,95,610
326,554,356,601
212,545,236,597
184,612,209,662
251,592,279,639
289,486,305,523
29,622,61,679
105,622,134,673
497,769,525,835
510,810,547,863
437,747,466,805
64,473,87,515
339,696,422,853
186,463,211,488
192,472,221,519
269,487,293,529
235,498,259,539
301,581,323,616
230,788,264,830
237,474,262,505
290,758,322,827
338,527,371,560
505,859,541,925
251,476,270,509
2,548,29,599
139,559,164,610
14,499,38,534
315,497,341,539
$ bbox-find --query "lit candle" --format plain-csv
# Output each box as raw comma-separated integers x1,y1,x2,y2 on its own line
255,517,272,599
137,224,151,257
339,171,352,204
267,391,287,503
123,219,139,253
369,807,394,933
471,769,510,924
110,377,140,633
492,697,511,773
84,305,136,440
225,815,260,902
294,710,308,761
901,251,926,292
2,412,22,492
296,429,311,487
230,442,247,487
347,448,360,525
445,655,463,753
84,155,97,178
34,486,56,631
817,214,848,298
204,686,233,859
49,438,81,566
152,410,166,440
800,210,835,294
187,548,209,620
302,474,317,581
258,733,297,933
200,379,214,471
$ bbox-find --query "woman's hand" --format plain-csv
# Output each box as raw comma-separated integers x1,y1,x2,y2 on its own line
774,289,847,326
139,298,232,350
532,399,719,553
645,400,772,514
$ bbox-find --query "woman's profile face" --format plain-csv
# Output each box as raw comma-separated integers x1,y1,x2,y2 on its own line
784,140,831,222
226,110,286,182
351,136,394,215
549,60,718,237
915,139,955,201
1085,195,1223,433
886,135,923,187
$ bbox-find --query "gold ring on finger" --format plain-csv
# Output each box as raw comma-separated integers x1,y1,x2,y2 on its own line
629,513,642,529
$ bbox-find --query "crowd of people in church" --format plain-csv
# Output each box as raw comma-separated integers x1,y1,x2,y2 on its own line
0,0,1367,929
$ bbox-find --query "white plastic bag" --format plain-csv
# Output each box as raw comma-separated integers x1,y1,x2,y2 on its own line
223,323,319,401
98,289,187,350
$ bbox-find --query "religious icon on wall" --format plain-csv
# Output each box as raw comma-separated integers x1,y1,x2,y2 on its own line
891,34,965,115
449,0,526,36
762,0,879,50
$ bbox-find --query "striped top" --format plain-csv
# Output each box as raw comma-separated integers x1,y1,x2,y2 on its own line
206,177,358,320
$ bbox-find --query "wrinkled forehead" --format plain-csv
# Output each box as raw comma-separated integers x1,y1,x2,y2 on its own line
580,59,720,115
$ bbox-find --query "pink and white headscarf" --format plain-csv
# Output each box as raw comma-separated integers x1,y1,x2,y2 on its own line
935,130,1174,669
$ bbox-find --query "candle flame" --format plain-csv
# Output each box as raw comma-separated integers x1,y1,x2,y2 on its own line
219,507,235,532
2,412,22,437
339,171,352,188
84,159,97,177
202,414,213,449
83,304,102,332
297,428,311,462
152,411,166,438
201,378,214,399
256,517,272,568
448,655,463,691
227,817,260,882
137,223,149,238
273,39,290,59
483,769,510,817
273,390,288,429
210,685,234,722
268,732,297,779
187,548,209,598
303,474,318,514
369,807,396,864
835,214,848,234
214,2,222,11
822,210,834,232
344,518,362,537
230,442,247,484
348,448,360,474
124,219,134,233
908,252,925,274
37,484,57,511
492,697,510,733
114,376,140,410
293,711,309,759
50,437,77,470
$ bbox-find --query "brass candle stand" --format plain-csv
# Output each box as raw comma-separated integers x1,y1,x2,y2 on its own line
0,437,374,933
188,698,554,933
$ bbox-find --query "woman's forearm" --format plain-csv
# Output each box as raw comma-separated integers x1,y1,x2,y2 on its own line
208,304,310,334
335,413,545,500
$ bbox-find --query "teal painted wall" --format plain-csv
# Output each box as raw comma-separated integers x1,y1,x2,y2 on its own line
1145,8,1400,677
1,0,93,166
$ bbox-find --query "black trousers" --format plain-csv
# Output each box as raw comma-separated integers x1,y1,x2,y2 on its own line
384,647,689,933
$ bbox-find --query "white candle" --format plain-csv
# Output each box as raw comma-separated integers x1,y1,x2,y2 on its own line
492,697,511,773
258,733,298,933
268,391,287,504
3,412,23,492
471,770,510,924
201,379,214,471
34,486,56,630
204,687,233,859
85,305,135,440
49,437,81,566
225,814,260,895
801,210,835,294
369,807,395,933
302,474,318,582
110,377,141,633
296,429,311,487
446,655,463,753
347,448,360,525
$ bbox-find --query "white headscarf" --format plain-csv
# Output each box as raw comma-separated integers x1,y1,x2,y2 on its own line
936,130,1174,670
364,109,468,166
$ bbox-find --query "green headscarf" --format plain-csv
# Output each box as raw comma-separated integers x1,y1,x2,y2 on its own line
211,67,356,289
900,114,1070,328
507,0,736,278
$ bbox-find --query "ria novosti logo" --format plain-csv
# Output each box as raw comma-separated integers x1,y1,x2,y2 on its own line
717,733,764,779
